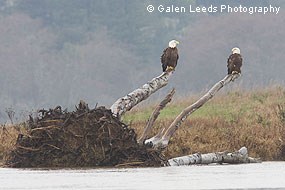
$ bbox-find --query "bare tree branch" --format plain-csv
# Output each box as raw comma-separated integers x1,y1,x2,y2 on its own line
167,147,261,166
110,71,173,119
145,73,240,149
137,88,175,145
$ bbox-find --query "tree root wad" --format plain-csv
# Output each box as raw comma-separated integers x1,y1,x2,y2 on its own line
4,104,166,168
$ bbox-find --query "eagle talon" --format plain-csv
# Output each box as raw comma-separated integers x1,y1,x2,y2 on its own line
166,66,175,72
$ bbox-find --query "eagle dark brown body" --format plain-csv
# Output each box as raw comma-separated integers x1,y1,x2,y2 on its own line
227,53,243,74
161,47,179,72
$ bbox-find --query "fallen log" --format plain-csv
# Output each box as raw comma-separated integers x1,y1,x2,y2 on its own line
145,73,240,149
110,71,173,119
167,146,261,166
137,88,175,145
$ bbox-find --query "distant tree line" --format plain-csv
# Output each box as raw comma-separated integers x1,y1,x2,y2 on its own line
0,0,284,122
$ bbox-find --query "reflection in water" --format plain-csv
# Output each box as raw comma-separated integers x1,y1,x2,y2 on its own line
0,162,285,190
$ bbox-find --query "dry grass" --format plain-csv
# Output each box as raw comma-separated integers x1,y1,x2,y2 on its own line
125,86,285,161
0,124,28,166
0,86,284,165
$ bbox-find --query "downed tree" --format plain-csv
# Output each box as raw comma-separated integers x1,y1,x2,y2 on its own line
137,88,175,145
167,147,261,166
110,71,173,118
145,73,240,149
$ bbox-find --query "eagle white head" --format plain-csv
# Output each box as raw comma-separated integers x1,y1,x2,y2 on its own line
169,40,179,48
232,47,241,54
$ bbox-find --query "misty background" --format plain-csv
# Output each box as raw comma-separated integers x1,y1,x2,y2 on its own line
0,0,284,122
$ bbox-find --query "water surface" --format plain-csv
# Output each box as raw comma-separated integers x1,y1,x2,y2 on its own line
0,162,285,190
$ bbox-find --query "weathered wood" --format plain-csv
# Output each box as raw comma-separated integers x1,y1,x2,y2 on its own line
167,147,261,166
145,73,240,149
137,88,175,145
110,71,173,118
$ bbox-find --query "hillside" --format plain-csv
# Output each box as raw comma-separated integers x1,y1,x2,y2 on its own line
0,1,284,122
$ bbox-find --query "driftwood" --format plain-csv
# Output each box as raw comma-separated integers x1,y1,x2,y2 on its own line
110,71,173,119
145,73,240,149
5,106,165,168
167,147,261,166
137,88,175,145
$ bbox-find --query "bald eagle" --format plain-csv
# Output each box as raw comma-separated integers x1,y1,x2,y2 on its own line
227,47,243,74
161,40,179,72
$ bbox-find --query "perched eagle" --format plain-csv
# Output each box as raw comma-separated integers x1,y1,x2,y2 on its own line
161,40,179,72
227,47,243,74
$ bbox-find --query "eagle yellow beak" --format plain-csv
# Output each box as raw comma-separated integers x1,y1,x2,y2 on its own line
175,41,180,44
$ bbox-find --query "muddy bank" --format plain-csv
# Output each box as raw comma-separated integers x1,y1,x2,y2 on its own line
5,104,165,168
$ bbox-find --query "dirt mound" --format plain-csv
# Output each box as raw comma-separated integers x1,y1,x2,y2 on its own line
5,103,165,168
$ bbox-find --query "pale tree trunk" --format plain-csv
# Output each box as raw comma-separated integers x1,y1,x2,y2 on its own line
110,71,173,118
137,88,175,145
145,73,240,149
167,147,261,166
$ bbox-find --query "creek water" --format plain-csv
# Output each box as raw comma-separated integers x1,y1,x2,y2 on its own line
0,162,284,190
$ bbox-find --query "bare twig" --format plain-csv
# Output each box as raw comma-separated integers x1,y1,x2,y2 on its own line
30,125,61,132
5,107,15,124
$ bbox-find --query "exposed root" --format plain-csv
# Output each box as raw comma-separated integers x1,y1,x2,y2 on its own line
5,104,166,168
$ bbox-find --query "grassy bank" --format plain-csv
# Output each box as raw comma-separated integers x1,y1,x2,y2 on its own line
0,87,284,166
123,86,285,160
0,124,27,166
